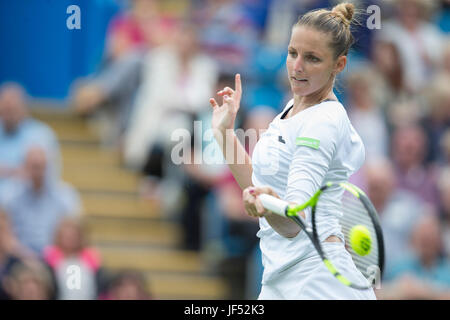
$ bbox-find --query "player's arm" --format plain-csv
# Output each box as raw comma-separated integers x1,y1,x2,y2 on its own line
210,74,253,190
213,129,253,190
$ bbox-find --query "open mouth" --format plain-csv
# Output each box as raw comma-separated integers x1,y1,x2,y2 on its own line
291,76,308,83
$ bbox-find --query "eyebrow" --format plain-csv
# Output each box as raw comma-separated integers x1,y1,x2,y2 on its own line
287,47,321,56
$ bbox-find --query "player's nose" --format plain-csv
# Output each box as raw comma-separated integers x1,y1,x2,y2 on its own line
293,56,305,73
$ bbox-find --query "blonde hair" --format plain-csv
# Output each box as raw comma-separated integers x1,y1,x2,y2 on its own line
425,74,450,117
7,259,55,299
294,2,358,59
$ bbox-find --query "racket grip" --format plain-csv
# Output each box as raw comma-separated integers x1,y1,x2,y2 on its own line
258,194,288,217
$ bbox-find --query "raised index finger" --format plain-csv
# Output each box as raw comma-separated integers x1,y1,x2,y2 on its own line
235,74,242,96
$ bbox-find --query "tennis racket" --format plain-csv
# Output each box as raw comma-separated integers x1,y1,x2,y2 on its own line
258,181,384,290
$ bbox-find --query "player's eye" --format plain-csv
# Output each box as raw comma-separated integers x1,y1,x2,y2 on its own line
288,51,297,58
307,55,320,62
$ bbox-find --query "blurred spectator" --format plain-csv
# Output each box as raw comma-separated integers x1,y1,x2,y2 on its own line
101,0,180,65
192,0,260,75
0,210,23,300
101,269,152,300
370,39,409,109
378,215,450,299
363,158,427,274
391,124,439,204
437,166,450,258
439,38,450,76
104,0,156,62
43,217,102,300
0,209,32,260
2,259,56,300
71,0,183,148
440,128,450,164
368,38,427,130
387,98,426,130
421,73,450,164
0,146,81,255
123,21,218,180
346,69,390,159
72,49,144,148
377,0,444,93
0,83,61,194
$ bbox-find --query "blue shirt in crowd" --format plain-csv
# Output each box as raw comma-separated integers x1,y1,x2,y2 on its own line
0,118,61,192
0,178,81,255
385,255,450,290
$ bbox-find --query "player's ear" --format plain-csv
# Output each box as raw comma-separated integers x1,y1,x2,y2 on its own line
334,55,347,75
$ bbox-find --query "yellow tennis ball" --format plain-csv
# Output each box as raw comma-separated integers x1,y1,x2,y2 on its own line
349,225,372,256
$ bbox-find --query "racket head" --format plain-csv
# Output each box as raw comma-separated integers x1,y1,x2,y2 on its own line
309,182,385,290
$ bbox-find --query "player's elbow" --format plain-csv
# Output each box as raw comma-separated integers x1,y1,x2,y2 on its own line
265,213,302,238
276,223,301,238
282,229,301,239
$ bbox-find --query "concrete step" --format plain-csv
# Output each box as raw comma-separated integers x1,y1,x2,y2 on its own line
32,109,99,144
51,123,99,144
85,217,179,247
62,165,139,193
145,272,228,300
99,247,204,274
61,144,120,167
82,193,162,220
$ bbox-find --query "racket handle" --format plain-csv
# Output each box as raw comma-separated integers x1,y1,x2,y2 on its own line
258,194,288,217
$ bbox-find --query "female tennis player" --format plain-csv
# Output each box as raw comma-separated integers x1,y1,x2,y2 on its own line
209,3,376,300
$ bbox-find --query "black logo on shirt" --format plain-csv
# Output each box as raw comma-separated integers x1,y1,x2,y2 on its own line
278,136,286,144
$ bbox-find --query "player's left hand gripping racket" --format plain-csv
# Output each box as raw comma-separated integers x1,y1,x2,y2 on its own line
258,182,385,290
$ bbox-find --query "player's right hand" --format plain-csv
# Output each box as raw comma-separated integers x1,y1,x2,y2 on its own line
242,186,279,218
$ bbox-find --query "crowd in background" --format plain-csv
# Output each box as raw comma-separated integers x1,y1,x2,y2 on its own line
1,0,450,300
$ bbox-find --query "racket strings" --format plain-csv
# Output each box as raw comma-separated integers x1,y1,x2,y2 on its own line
314,189,380,285
339,191,380,280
